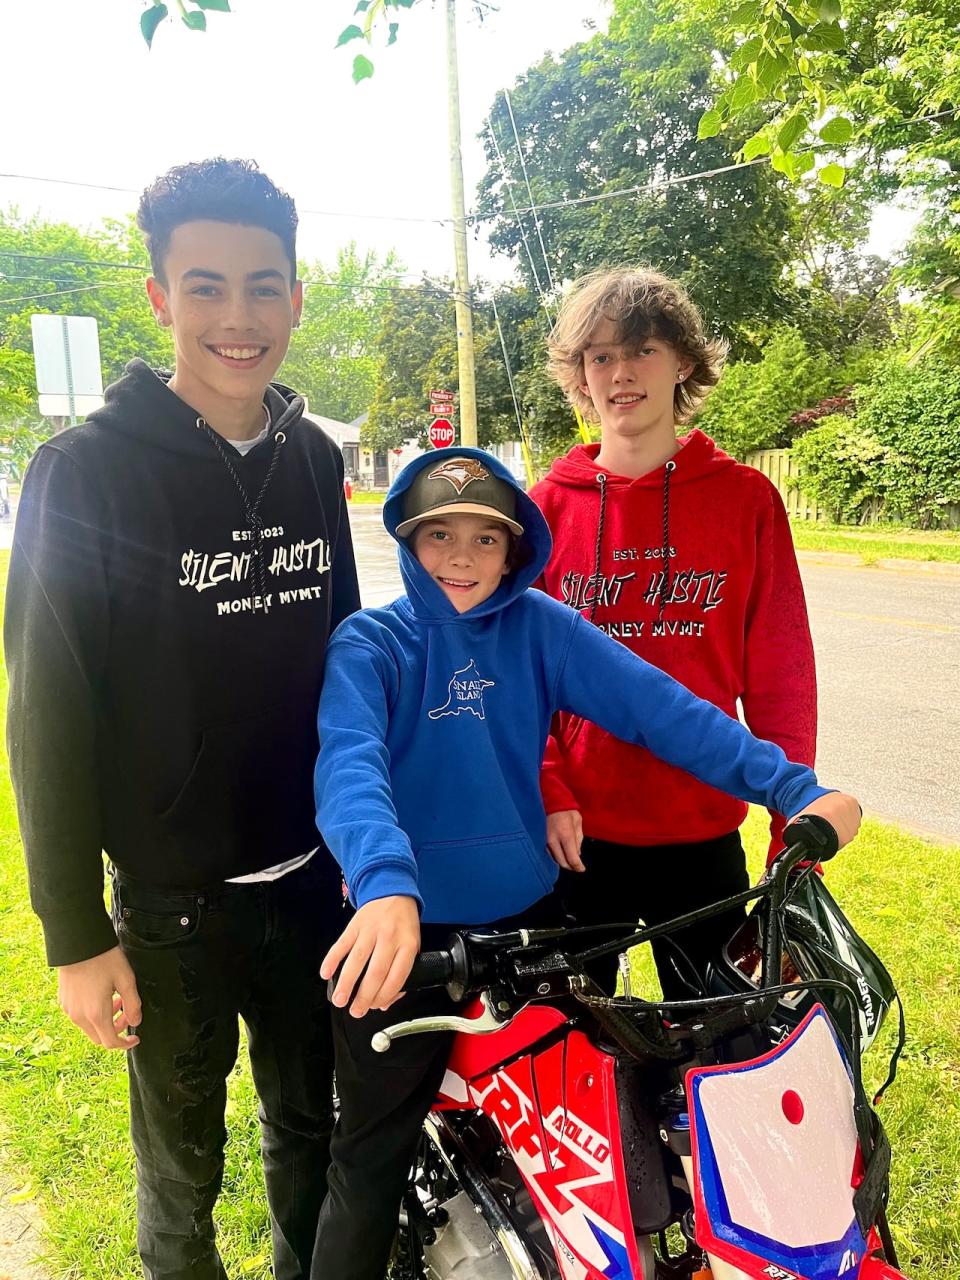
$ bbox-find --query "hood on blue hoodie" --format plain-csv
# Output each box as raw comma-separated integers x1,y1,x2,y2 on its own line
383,447,552,622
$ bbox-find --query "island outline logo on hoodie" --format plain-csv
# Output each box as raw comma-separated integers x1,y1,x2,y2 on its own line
428,659,496,721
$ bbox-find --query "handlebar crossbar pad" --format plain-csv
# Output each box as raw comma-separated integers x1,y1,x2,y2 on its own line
407,950,455,990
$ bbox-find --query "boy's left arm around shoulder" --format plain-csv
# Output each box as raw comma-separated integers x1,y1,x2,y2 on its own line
555,614,858,842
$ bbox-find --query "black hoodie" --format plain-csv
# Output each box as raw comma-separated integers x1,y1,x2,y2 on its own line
5,360,360,965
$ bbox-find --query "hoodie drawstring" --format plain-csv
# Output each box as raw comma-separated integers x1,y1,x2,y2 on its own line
588,460,676,625
588,472,608,625
196,417,286,610
659,459,677,620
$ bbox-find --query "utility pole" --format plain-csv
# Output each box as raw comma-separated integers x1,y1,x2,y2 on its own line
445,0,478,447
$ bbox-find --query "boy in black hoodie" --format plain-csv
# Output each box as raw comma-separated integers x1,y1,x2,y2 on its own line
4,159,360,1280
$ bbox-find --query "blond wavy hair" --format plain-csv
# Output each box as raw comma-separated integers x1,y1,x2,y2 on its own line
547,267,728,424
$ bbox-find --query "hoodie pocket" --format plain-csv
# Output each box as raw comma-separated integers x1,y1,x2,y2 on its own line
157,704,318,861
416,831,556,925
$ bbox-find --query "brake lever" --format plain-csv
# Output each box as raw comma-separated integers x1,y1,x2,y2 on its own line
371,990,515,1053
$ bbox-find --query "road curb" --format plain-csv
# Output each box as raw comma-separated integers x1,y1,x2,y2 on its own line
796,549,960,577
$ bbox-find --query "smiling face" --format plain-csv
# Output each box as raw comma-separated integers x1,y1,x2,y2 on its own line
411,513,512,613
146,219,302,423
579,318,691,445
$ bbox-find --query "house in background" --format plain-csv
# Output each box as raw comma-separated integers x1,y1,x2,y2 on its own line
301,403,361,479
302,403,528,491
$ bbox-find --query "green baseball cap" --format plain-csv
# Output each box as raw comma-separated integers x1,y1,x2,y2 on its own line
396,456,524,538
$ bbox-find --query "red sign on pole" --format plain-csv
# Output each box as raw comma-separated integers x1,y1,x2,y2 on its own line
429,389,454,402
428,418,455,449
430,402,453,416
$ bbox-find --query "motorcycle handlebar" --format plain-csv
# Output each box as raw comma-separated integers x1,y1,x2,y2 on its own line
405,815,841,1000
774,813,839,876
407,949,455,990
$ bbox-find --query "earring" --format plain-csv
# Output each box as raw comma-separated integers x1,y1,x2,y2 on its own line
677,373,685,382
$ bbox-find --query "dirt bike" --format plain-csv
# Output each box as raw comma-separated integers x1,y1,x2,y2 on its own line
375,815,908,1280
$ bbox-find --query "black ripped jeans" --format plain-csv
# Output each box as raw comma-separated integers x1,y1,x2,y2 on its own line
111,856,342,1280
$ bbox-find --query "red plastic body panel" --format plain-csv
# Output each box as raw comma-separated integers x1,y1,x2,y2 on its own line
434,1002,648,1279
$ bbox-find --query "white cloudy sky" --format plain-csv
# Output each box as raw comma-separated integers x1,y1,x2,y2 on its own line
2,0,916,286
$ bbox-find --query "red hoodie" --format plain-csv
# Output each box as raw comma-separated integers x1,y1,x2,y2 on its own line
530,431,816,855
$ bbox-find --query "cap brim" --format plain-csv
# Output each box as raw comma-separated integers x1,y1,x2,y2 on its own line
396,502,524,539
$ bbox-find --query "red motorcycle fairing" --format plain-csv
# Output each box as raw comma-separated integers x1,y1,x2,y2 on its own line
435,1002,653,1279
686,1004,909,1280
857,1251,911,1280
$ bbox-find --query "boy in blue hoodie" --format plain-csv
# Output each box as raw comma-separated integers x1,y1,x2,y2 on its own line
309,448,859,1280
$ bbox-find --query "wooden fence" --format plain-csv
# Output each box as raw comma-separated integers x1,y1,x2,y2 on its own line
743,447,960,528
744,449,825,522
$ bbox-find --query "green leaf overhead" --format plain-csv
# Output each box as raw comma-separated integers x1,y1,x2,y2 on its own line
195,0,231,10
697,108,723,140
352,53,375,82
337,24,365,46
139,3,168,48
818,162,846,186
819,115,854,145
778,113,809,153
181,10,207,31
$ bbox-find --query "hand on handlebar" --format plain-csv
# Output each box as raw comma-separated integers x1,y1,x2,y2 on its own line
321,896,421,1018
789,792,861,850
546,809,585,872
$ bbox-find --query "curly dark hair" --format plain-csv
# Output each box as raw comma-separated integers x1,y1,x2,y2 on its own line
137,158,298,283
547,267,728,425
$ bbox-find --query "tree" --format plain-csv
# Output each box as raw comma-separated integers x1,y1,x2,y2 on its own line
0,347,41,477
280,243,406,422
0,211,413,438
638,0,960,188
475,25,798,354
364,278,520,452
0,210,173,396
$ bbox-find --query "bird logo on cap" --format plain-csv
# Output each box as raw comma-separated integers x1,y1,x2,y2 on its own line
428,458,489,495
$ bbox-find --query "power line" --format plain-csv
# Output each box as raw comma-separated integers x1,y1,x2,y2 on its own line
0,249,144,271
503,89,556,295
0,282,124,306
487,120,550,306
1,106,956,238
0,171,453,226
0,272,453,308
0,250,450,293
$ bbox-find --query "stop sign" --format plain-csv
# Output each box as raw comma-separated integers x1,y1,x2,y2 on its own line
428,417,455,448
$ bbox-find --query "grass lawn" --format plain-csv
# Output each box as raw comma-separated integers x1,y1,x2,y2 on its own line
347,490,386,505
790,522,960,565
0,550,957,1278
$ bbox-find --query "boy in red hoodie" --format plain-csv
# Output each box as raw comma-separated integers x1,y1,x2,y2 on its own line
530,267,817,997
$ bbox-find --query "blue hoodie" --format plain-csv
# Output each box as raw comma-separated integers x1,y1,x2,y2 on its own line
315,447,828,925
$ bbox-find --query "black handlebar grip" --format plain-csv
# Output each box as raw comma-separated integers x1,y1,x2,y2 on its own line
782,813,840,860
406,950,455,990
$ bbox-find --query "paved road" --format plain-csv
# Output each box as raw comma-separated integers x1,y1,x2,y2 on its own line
349,508,960,841
801,557,959,841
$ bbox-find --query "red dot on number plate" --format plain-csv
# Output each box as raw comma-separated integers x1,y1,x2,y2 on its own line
781,1090,804,1124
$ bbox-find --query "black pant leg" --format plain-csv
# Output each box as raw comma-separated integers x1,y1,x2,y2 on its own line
559,832,749,999
644,831,749,1001
557,843,644,992
243,859,343,1280
309,988,455,1280
309,895,565,1280
114,875,253,1280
